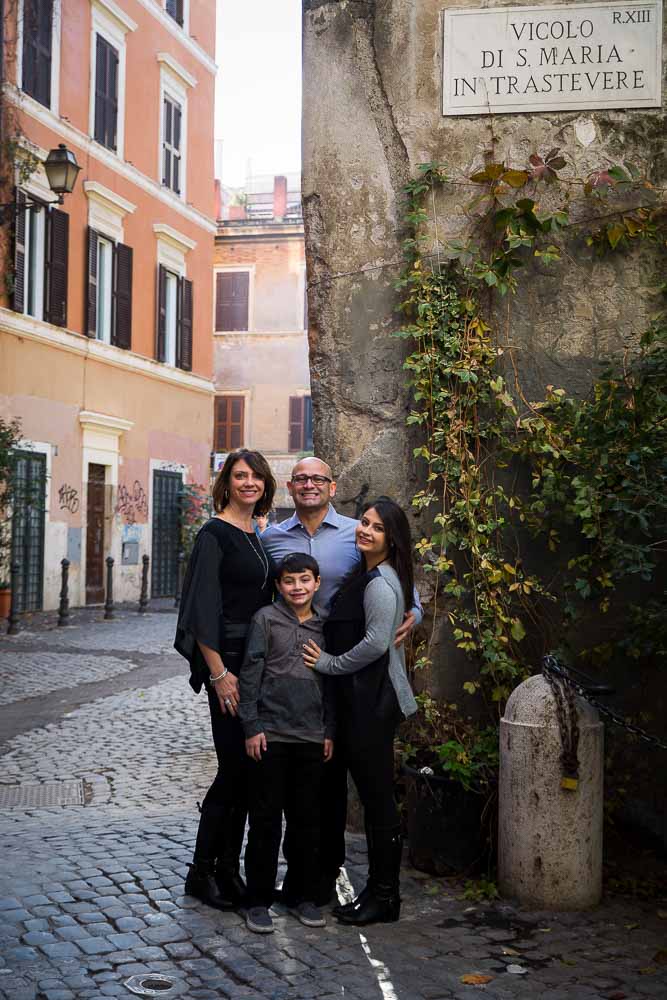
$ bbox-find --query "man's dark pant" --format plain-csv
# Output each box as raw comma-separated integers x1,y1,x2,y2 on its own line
245,741,324,908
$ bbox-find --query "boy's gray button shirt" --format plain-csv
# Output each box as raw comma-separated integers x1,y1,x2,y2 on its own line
238,600,334,742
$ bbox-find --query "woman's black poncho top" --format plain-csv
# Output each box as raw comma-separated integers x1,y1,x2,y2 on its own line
174,518,273,692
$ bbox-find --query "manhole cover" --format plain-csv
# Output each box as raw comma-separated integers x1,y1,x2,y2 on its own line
124,975,175,996
0,780,84,809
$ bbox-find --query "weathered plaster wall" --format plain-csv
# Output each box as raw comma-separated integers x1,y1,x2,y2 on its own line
304,0,665,491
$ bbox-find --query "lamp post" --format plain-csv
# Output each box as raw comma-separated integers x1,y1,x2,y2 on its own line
0,143,81,222
43,144,81,203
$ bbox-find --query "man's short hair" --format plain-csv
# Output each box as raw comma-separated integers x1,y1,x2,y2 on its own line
276,552,320,581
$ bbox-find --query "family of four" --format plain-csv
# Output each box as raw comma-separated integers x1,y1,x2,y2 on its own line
174,449,421,934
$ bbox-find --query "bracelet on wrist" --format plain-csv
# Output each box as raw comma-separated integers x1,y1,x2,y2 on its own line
210,667,228,684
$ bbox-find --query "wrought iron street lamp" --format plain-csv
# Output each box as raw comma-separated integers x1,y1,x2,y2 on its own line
43,144,81,203
0,143,81,222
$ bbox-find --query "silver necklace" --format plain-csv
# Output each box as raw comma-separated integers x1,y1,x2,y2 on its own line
243,529,269,589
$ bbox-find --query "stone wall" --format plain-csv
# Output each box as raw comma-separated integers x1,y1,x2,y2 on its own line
303,0,666,840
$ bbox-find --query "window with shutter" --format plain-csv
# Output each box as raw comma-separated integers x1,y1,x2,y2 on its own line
176,277,193,371
214,397,245,452
44,207,69,328
112,242,133,349
156,264,167,361
162,96,182,194
12,191,27,314
166,0,184,27
22,0,53,108
86,227,99,337
288,396,313,452
94,34,119,151
215,271,249,331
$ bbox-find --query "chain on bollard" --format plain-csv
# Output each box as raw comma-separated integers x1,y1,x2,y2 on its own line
58,558,70,627
542,653,667,771
138,554,150,614
7,560,20,635
104,556,115,620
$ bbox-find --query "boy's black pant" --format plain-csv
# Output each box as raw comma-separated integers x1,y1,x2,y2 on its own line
245,741,323,908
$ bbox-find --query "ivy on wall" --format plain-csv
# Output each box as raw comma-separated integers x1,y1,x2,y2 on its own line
396,158,666,711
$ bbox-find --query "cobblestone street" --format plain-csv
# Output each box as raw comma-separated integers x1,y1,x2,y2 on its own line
1,608,666,1000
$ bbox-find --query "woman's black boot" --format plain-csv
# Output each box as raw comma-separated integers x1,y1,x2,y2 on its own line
336,827,402,926
185,859,234,911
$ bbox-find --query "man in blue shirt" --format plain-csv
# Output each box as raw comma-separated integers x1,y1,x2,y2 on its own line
262,457,422,636
262,456,422,903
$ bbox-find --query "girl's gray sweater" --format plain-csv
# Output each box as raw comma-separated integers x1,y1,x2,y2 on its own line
313,563,418,718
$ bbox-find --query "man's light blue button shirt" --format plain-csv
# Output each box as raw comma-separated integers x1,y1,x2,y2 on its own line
262,505,359,615
262,504,423,622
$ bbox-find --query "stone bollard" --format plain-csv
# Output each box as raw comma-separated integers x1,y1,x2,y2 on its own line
58,558,70,627
138,554,150,614
104,556,115,620
498,674,603,910
7,560,20,635
174,548,185,608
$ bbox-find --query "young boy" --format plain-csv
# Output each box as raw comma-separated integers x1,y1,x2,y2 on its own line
238,553,334,934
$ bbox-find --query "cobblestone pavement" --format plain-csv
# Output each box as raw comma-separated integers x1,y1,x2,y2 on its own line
1,611,666,999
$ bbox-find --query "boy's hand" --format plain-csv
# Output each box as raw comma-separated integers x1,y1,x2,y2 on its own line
246,733,267,761
302,639,322,668
393,610,416,647
323,739,334,762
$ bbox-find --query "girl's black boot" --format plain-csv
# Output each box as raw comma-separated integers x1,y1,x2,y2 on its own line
335,827,402,926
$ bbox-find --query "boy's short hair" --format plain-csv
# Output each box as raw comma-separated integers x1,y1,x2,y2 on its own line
276,552,320,581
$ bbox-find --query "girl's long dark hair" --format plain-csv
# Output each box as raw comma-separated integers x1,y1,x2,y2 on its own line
361,496,414,610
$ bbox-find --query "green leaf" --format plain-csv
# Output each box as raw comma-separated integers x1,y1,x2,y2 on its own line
510,619,526,642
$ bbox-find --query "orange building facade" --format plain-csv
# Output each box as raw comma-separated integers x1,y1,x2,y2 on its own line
214,174,311,516
0,0,216,610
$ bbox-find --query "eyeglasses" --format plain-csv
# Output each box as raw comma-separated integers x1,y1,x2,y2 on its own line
291,474,332,486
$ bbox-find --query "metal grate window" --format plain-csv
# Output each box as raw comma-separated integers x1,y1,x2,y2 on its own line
151,470,182,597
11,451,47,612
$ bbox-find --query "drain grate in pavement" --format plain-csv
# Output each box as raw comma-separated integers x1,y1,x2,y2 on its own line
125,974,175,995
0,779,85,808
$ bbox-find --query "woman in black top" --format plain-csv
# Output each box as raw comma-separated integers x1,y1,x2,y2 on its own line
175,449,275,910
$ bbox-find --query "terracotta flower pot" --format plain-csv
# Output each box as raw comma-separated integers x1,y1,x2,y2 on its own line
0,588,10,619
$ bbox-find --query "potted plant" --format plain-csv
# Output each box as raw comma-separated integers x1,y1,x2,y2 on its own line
0,417,22,618
396,694,499,876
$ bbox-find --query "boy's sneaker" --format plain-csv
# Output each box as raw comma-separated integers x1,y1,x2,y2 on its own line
245,906,274,934
288,901,326,928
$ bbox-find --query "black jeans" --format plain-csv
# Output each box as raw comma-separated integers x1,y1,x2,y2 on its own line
193,645,248,870
319,731,399,882
245,741,324,908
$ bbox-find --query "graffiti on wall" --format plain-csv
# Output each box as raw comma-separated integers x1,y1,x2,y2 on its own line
116,480,149,525
58,483,80,514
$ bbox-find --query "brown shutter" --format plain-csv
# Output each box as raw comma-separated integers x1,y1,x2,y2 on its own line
44,206,69,327
214,396,244,451
288,396,305,452
12,190,26,313
86,227,98,337
217,272,249,331
177,276,193,371
112,241,132,349
156,264,167,361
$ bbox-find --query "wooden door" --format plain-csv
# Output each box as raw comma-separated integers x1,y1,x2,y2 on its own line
86,464,106,604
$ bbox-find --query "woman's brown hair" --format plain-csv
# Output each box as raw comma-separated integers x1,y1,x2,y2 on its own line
212,449,276,517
